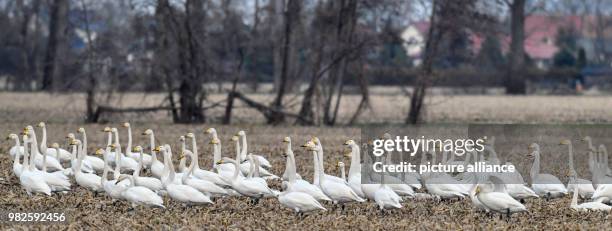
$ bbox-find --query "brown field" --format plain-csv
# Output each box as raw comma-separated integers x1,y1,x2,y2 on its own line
1,92,612,230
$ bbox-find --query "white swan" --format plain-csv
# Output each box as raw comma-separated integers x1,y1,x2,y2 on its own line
117,174,165,209
36,122,71,162
161,146,212,205
111,127,139,172
184,133,229,187
475,177,527,220
217,157,275,204
281,137,302,181
278,191,327,216
142,129,164,179
180,151,228,198
560,139,595,198
309,138,346,184
69,140,103,193
66,133,94,174
422,149,468,199
7,132,24,160
231,135,278,180
37,141,71,192
157,145,184,185
76,127,105,172
571,183,611,211
527,143,567,199
122,122,153,167
236,130,271,168
8,134,24,178
343,140,365,198
23,126,64,172
372,151,402,213
19,134,52,196
131,146,163,192
99,147,128,200
281,137,331,202
303,141,365,210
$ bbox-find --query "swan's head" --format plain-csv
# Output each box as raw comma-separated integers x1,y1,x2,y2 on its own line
337,161,345,168
311,137,321,145
179,136,185,142
36,122,46,128
111,128,118,133
559,139,571,145
210,138,220,144
344,139,356,146
599,145,607,154
153,145,163,152
527,143,540,152
301,140,317,151
142,129,153,135
581,136,592,142
178,152,186,160
122,122,130,128
283,137,291,143
132,146,143,153
95,148,105,155
217,157,234,165
382,133,392,140
474,185,481,195
116,174,131,184
236,130,246,137
69,139,81,146
231,136,239,142
526,151,537,159
22,126,33,135
102,127,112,133
205,128,216,134
186,132,194,138
77,127,85,133
51,143,60,149
6,133,18,140
66,133,76,140
109,144,117,150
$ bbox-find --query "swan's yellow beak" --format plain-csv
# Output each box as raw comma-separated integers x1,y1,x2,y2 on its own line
206,128,213,134
281,152,288,157
475,186,481,194
102,127,111,132
216,159,224,165
179,152,185,160
122,122,130,128
69,140,78,146
343,140,350,145
153,146,162,152
210,138,219,144
36,122,45,127
95,149,104,155
231,136,238,142
282,137,290,143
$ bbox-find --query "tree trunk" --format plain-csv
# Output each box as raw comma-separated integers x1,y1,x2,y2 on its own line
42,0,69,91
505,0,526,94
296,44,324,125
268,0,300,124
407,0,442,124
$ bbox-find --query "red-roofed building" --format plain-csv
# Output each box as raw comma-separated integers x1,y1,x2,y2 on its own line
402,14,612,69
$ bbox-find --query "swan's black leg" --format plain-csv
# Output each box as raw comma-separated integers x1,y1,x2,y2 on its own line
341,204,345,213
520,198,525,204
546,192,551,201
506,208,511,222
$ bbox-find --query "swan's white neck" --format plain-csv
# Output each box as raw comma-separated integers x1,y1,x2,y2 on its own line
312,150,320,186
182,153,195,182
106,132,112,147
81,131,88,158
102,146,111,184
286,148,298,183
191,137,200,169
212,143,221,168
22,136,31,171
134,150,144,177
530,150,541,181
348,144,361,178
240,135,247,161
340,164,346,181
234,140,241,161
114,144,122,180
570,182,579,208
566,142,576,176
148,132,157,162
29,129,41,155
316,149,326,183
12,138,22,166
125,126,132,153
40,126,47,151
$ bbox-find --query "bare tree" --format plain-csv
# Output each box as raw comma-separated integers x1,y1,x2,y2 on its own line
42,0,69,91
505,0,527,94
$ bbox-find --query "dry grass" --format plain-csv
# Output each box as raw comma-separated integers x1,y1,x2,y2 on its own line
2,92,612,124
2,92,612,229
0,123,612,230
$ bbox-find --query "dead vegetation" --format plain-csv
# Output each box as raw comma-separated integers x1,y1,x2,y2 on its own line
1,122,612,230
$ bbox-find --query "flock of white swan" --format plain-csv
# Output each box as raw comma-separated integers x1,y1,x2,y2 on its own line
5,122,612,219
